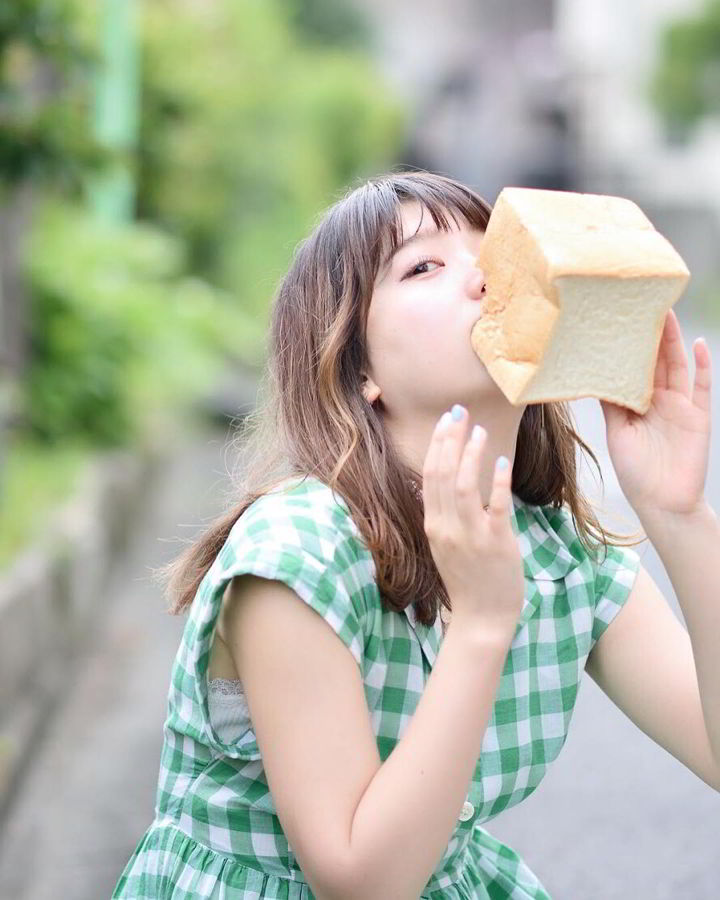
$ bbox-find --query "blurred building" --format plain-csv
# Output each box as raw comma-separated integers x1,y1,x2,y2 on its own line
556,0,714,194
357,0,579,202
556,0,720,306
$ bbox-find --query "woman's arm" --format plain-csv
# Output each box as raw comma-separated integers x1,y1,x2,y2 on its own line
222,574,513,900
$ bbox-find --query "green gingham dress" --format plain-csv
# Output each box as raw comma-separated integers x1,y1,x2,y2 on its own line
113,474,641,899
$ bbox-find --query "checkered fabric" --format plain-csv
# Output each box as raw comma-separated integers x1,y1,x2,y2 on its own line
113,475,641,899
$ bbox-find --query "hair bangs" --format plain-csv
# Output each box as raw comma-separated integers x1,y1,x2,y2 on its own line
354,173,493,282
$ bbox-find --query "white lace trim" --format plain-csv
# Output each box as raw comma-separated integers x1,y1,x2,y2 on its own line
207,676,251,745
208,677,245,696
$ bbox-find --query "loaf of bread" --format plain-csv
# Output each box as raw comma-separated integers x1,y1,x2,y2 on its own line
469,187,691,414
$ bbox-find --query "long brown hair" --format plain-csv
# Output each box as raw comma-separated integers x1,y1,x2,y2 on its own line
157,169,646,626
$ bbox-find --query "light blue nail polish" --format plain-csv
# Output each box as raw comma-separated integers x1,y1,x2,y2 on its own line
497,456,509,470
451,404,465,421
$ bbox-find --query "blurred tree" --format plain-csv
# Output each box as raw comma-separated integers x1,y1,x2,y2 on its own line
0,1,101,187
649,0,720,143
12,0,404,445
0,0,102,504
22,198,250,446
0,0,406,555
133,0,406,322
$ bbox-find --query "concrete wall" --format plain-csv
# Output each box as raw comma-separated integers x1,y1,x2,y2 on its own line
0,436,166,819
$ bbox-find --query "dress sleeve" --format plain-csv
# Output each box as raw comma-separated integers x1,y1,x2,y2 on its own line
218,489,370,674
590,542,642,651
183,484,372,760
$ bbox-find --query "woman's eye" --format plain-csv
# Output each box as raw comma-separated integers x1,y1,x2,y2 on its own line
404,256,442,278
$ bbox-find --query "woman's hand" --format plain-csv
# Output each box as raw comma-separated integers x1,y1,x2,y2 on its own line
422,405,525,635
600,308,712,520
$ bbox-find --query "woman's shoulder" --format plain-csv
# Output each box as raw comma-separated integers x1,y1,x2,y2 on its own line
214,476,378,641
227,475,373,569
521,495,641,585
235,474,358,528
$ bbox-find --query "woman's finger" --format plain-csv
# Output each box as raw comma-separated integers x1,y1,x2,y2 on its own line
422,411,451,523
455,423,486,524
438,406,469,523
487,455,512,530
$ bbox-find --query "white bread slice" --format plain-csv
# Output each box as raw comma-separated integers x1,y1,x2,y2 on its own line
470,187,691,414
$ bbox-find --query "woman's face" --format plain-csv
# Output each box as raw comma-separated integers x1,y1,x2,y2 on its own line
364,200,496,419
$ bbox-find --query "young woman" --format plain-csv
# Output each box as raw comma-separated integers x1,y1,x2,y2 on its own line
113,170,717,899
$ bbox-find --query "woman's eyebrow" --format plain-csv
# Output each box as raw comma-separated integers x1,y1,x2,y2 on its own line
378,225,442,278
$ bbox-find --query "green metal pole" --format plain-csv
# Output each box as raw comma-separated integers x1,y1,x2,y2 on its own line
89,0,140,223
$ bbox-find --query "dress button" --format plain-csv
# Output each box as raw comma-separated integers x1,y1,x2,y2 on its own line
458,800,474,822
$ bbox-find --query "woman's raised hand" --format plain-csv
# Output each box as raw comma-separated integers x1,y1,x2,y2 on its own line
422,405,525,637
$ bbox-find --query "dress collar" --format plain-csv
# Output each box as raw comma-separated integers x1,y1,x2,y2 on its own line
402,492,579,669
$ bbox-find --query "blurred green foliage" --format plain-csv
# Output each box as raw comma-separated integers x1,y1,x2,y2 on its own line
22,197,265,446
0,0,406,559
7,0,405,450
0,0,103,190
0,431,92,567
134,0,407,317
650,0,720,142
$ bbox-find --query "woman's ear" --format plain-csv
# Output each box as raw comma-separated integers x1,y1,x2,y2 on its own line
362,376,381,405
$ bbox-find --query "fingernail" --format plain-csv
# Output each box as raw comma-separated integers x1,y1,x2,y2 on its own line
471,425,485,443
451,404,465,421
439,411,452,429
496,456,509,470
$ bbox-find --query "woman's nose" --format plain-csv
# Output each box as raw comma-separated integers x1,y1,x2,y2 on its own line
466,268,487,300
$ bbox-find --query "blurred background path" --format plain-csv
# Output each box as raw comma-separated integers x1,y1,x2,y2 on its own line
0,418,229,900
